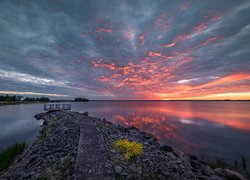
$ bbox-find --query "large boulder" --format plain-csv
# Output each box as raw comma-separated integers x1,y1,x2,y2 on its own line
34,113,45,120
160,145,173,152
224,169,246,180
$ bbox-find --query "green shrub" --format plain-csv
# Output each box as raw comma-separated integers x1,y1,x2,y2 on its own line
0,143,26,171
114,139,143,161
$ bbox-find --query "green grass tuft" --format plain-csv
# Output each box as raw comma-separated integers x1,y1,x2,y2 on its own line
0,143,26,171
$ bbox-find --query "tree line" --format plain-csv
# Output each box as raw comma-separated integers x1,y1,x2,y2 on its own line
74,97,89,102
0,95,50,102
1,95,89,102
0,95,22,102
23,97,50,102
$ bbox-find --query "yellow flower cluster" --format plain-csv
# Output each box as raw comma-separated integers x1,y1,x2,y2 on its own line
114,139,143,161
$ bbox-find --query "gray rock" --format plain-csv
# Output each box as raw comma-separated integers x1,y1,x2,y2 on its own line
198,176,209,180
114,165,123,174
146,137,157,144
209,175,225,180
117,124,126,131
160,145,173,152
167,152,177,160
128,129,140,136
190,159,202,169
214,168,224,177
82,111,88,116
127,126,139,131
224,169,246,180
140,131,154,139
201,165,214,176
172,148,184,157
189,154,198,160
34,113,44,120
205,165,214,176
157,174,165,180
126,174,133,180
142,174,150,180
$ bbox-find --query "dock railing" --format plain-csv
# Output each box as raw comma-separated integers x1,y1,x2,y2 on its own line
44,104,71,111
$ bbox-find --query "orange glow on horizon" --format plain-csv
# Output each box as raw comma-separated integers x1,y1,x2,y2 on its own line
91,58,250,101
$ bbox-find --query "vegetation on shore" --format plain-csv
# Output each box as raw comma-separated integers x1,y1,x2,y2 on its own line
0,95,89,104
0,143,26,171
74,97,89,102
211,156,250,179
23,97,50,102
0,95,22,102
0,95,50,102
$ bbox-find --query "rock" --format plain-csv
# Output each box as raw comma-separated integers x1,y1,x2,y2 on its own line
142,174,150,180
128,128,140,136
82,111,88,116
117,124,126,131
190,159,202,169
198,175,209,180
189,154,198,160
126,174,133,180
120,172,128,176
127,126,139,131
146,137,157,145
114,165,123,174
34,113,44,120
157,174,165,180
214,168,224,177
138,166,142,174
167,152,177,160
140,131,154,139
224,169,246,180
172,148,184,157
102,118,106,122
209,175,225,180
160,145,173,152
201,164,214,176
205,165,214,176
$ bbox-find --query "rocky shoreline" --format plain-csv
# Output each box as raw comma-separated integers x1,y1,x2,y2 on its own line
0,110,80,179
95,117,246,180
0,110,247,180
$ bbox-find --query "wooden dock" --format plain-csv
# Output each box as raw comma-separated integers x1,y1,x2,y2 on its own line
44,104,71,111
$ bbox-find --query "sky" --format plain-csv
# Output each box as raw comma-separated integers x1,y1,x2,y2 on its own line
0,0,250,100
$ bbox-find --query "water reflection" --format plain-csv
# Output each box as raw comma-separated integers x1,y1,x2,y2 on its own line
0,104,43,149
1,101,250,165
73,101,250,163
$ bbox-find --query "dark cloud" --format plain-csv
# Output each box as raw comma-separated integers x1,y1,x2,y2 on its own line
0,0,250,99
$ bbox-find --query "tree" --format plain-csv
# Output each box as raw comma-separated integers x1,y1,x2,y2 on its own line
74,97,89,102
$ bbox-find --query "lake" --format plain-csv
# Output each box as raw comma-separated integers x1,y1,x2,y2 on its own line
1,101,250,166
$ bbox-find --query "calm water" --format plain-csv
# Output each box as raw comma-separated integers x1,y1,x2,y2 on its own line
1,101,250,165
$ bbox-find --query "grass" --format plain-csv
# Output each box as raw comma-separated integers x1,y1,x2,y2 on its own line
0,143,26,171
114,139,143,161
40,118,59,140
211,156,250,179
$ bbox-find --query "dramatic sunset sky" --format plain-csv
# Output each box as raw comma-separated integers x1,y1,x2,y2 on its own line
0,0,250,100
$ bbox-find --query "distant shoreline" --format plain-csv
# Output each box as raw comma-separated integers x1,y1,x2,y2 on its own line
0,101,49,106
90,99,250,101
0,100,88,106
1,100,249,106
